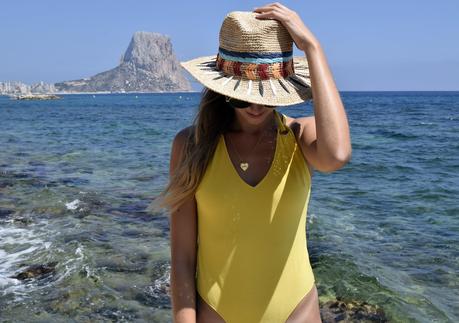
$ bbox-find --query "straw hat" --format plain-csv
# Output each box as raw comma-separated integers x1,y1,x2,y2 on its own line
180,11,312,107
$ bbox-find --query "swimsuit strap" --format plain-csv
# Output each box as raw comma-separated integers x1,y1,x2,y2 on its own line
273,109,289,135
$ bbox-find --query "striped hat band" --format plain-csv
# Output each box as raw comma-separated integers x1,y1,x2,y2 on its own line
216,47,295,81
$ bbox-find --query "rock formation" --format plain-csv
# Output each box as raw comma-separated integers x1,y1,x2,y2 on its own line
0,81,57,95
55,31,191,93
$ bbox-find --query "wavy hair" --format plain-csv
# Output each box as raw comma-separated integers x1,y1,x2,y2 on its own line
151,88,235,214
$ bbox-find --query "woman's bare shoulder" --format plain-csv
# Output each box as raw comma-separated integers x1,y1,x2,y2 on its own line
280,112,314,128
170,125,195,174
174,125,195,143
171,125,195,153
278,112,313,137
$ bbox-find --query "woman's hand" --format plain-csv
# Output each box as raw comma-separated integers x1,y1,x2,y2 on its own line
253,2,319,52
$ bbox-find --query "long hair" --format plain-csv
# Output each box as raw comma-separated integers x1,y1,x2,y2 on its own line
151,88,235,215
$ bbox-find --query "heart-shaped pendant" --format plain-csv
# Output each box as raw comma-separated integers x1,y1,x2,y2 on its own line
240,163,249,171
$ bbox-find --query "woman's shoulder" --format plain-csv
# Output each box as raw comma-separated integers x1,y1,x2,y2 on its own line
173,125,195,144
176,124,195,137
278,111,315,138
171,125,195,159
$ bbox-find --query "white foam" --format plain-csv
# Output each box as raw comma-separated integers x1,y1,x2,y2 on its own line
0,218,89,299
65,199,80,210
0,225,47,291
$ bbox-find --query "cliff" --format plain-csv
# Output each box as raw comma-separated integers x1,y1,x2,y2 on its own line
54,31,191,93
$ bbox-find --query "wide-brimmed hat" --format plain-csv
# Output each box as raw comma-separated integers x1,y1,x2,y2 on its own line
180,11,312,107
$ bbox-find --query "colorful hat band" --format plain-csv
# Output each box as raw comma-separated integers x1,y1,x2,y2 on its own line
216,47,295,81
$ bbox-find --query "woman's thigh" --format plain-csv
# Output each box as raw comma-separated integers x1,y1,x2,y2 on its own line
285,284,322,323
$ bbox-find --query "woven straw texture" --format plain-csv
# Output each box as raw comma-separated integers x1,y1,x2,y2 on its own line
219,11,293,53
180,11,313,106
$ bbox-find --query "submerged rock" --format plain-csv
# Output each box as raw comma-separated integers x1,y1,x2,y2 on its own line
95,253,149,274
12,216,34,225
11,262,58,280
135,260,171,309
320,296,388,322
0,208,14,218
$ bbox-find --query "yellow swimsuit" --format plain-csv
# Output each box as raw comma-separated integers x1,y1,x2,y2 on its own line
195,110,315,323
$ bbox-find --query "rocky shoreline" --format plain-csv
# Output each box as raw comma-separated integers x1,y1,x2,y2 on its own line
7,258,388,322
10,94,61,100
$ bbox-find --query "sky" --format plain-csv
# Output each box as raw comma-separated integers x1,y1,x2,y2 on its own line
0,0,458,91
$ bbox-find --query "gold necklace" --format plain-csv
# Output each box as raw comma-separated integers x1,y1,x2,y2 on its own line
226,118,277,172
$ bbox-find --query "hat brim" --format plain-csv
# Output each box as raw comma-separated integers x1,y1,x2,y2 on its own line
180,55,312,107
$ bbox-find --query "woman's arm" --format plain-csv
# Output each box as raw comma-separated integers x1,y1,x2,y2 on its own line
169,127,198,323
255,3,352,172
296,42,352,172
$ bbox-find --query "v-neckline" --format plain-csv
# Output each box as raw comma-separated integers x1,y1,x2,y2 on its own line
221,114,280,190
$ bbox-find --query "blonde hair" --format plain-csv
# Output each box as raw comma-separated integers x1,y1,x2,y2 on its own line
150,88,235,215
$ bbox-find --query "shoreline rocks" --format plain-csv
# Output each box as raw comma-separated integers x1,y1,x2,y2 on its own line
11,94,61,100
11,262,58,280
320,297,388,322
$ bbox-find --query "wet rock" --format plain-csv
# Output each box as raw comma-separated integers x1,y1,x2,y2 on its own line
64,193,106,217
120,193,142,199
62,232,93,244
59,177,90,186
320,297,388,322
0,182,9,189
95,253,149,274
12,94,61,100
106,201,152,221
11,173,29,179
1,171,48,188
79,167,94,174
0,178,14,188
122,228,146,237
82,194,106,208
135,260,171,308
28,160,46,167
94,306,137,321
15,152,30,157
32,205,67,216
0,208,14,218
79,266,101,284
130,174,158,182
43,180,61,188
11,262,58,280
12,216,34,225
46,287,87,314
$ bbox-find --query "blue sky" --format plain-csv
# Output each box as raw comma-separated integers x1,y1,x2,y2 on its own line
0,0,458,91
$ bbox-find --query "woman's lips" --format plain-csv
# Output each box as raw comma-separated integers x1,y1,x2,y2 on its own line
247,111,263,118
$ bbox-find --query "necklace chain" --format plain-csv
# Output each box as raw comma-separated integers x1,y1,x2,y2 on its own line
226,116,277,172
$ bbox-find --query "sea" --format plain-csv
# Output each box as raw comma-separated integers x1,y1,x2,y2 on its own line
0,92,458,322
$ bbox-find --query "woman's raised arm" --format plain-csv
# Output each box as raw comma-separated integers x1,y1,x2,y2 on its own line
254,3,352,172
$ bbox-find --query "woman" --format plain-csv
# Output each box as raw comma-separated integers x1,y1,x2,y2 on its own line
155,3,351,322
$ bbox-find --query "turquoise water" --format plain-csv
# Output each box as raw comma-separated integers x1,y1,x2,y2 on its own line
0,92,458,322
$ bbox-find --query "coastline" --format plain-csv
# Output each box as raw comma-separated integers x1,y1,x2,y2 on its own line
52,90,200,95
0,90,201,97
2,90,458,98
